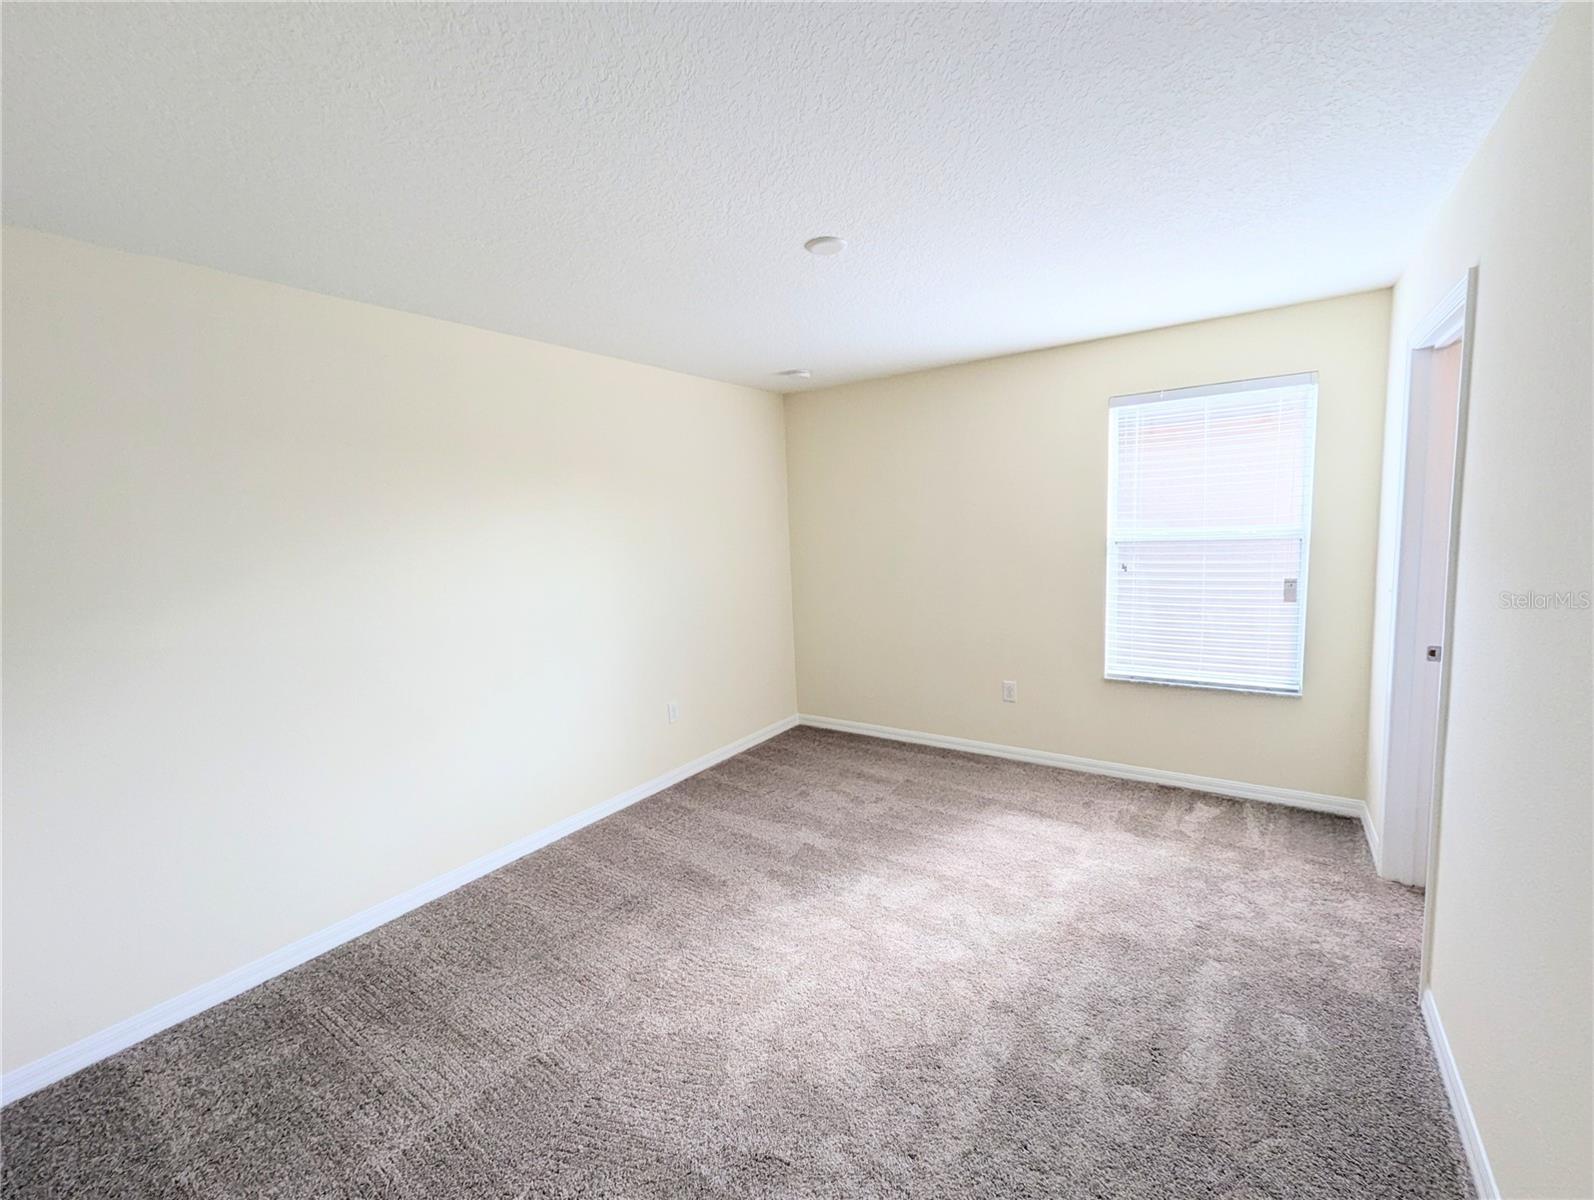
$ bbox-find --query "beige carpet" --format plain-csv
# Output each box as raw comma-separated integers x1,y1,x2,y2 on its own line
1,727,1471,1198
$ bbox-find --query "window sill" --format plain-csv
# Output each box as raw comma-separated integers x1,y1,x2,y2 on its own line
1104,673,1302,697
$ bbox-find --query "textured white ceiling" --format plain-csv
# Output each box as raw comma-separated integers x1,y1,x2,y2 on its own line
1,3,1556,391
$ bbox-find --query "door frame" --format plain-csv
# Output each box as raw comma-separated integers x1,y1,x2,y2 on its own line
1379,269,1477,917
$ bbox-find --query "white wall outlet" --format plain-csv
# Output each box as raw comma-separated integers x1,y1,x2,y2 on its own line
1001,680,1018,703
667,700,680,724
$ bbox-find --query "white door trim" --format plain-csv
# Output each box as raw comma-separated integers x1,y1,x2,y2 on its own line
1378,269,1476,906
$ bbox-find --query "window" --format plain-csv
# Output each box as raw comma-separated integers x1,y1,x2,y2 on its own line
1105,372,1317,695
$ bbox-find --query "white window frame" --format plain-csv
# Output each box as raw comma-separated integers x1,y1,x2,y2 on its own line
1104,371,1318,696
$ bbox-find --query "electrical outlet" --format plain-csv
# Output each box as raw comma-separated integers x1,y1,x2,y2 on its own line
1001,680,1018,703
667,701,680,724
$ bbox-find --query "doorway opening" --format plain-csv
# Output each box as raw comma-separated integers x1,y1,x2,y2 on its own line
1380,269,1477,893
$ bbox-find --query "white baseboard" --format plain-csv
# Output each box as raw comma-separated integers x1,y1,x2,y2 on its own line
0,714,799,1107
1361,805,1383,872
1422,989,1498,1200
798,714,1366,820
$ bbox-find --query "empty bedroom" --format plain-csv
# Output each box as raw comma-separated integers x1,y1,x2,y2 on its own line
1,3,1589,1198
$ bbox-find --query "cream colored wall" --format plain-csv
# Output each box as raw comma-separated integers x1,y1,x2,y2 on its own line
0,227,798,1073
1367,6,1591,1196
785,290,1391,801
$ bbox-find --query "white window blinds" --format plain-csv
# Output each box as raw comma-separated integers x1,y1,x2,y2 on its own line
1105,372,1317,695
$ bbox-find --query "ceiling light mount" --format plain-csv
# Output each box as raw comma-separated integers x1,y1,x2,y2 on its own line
776,368,812,380
803,236,847,257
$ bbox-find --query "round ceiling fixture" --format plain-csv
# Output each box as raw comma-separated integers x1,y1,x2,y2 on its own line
803,236,847,257
776,368,812,380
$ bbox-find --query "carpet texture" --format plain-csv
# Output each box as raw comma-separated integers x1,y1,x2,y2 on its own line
2,728,1471,1199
